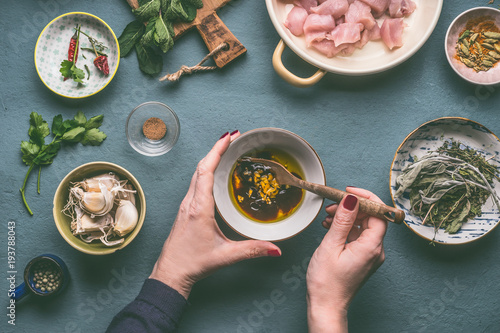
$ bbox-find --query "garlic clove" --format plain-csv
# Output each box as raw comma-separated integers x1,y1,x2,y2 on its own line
82,192,107,214
78,173,120,192
113,200,138,237
115,184,137,206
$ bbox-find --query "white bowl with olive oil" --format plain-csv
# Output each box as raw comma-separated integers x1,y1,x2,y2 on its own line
214,128,325,241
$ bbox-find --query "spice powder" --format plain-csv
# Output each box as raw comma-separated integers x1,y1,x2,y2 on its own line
143,117,167,141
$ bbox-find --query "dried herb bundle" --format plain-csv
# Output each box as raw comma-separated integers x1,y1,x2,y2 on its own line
395,140,500,236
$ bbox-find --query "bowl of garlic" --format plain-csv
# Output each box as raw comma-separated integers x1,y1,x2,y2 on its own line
53,162,146,255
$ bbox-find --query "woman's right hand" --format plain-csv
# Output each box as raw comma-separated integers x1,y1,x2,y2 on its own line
306,187,388,332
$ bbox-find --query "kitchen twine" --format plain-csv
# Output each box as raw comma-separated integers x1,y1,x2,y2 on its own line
159,43,229,82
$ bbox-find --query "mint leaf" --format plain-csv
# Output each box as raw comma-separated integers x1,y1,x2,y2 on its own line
155,15,174,53
85,115,104,130
140,17,158,47
184,0,203,8
135,43,163,75
61,127,86,142
133,0,161,22
21,141,40,165
60,60,73,78
74,111,87,126
160,0,169,13
118,20,145,57
81,128,107,146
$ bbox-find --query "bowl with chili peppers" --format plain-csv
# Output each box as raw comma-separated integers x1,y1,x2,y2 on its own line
34,12,119,98
445,7,500,85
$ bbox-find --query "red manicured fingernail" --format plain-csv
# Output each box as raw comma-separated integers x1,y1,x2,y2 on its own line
346,186,357,189
343,194,357,211
267,249,281,257
326,203,336,208
219,132,229,139
230,130,239,136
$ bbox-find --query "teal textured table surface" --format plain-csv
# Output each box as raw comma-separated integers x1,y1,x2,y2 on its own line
2,1,500,332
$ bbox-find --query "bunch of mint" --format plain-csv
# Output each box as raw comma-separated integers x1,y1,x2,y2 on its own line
20,111,107,215
118,0,203,75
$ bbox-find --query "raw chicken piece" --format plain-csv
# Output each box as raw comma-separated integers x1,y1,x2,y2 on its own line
310,39,348,57
345,1,376,30
388,0,416,18
340,43,358,56
303,14,336,45
285,6,309,36
336,16,345,25
358,0,390,17
329,22,363,47
357,23,381,48
380,18,404,50
295,0,319,13
311,0,350,19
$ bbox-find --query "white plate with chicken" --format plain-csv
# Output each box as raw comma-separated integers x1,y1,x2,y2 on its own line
266,0,443,86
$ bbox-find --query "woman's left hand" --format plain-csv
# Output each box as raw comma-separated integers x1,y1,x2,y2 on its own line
150,131,282,299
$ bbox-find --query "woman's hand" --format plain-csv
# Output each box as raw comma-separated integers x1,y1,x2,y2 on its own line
149,131,282,299
306,187,388,332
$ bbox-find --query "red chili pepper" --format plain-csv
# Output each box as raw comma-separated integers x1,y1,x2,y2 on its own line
64,27,79,81
68,29,79,62
94,56,109,75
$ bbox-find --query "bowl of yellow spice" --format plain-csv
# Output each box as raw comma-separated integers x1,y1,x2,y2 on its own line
126,101,180,156
445,7,500,85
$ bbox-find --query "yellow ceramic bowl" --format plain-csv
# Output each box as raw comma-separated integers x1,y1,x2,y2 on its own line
53,162,146,255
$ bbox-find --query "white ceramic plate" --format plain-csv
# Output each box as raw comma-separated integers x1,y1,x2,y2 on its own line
390,117,500,245
445,7,500,85
266,0,443,75
214,128,325,241
35,12,119,98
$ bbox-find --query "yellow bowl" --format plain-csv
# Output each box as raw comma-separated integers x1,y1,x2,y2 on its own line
53,162,146,255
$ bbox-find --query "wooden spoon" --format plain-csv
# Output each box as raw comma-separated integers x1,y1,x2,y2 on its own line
242,158,405,224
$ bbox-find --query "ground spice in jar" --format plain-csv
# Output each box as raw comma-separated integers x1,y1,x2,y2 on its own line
143,117,167,141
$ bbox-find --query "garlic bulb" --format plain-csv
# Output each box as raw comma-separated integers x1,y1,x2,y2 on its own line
63,172,139,247
113,200,138,237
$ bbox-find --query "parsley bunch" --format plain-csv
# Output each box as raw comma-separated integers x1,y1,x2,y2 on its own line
20,111,107,215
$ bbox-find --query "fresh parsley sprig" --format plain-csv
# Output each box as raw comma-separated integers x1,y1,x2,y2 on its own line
20,111,107,215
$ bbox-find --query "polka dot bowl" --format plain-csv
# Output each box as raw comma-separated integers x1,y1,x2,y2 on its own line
34,12,119,99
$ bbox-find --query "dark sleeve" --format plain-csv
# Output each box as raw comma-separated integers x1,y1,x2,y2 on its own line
106,278,188,333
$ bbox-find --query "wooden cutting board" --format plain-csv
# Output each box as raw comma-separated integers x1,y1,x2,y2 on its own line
127,0,246,68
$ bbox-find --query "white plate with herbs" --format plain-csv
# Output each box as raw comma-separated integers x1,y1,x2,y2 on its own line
34,12,120,99
390,117,500,245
